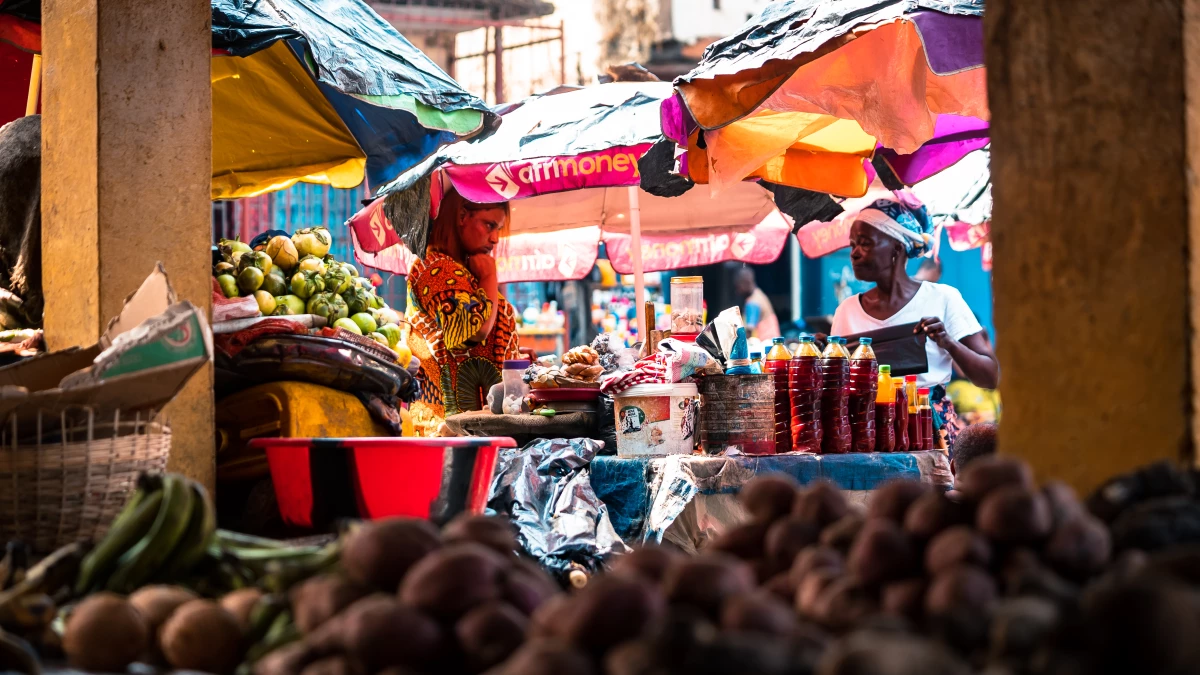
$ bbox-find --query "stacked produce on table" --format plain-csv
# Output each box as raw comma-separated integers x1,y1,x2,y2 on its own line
525,345,605,389
214,227,412,367
6,458,1200,674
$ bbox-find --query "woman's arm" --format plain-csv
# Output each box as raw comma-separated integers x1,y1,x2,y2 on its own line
467,254,500,343
917,317,1000,389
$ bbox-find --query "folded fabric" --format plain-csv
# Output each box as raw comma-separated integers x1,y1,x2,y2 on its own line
600,338,716,395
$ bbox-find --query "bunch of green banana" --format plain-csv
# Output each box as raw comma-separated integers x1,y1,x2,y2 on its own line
0,540,89,639
75,472,216,594
213,531,340,595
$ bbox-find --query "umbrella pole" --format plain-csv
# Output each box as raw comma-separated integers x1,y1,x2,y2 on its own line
628,185,647,343
26,54,41,116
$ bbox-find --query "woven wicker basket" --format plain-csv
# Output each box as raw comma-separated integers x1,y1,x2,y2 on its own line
0,409,171,553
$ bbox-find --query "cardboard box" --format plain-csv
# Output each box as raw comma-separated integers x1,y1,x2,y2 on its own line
0,263,212,428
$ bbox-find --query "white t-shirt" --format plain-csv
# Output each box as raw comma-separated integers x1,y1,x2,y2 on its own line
830,282,983,388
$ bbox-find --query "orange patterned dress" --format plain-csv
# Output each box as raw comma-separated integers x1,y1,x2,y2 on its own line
405,251,519,422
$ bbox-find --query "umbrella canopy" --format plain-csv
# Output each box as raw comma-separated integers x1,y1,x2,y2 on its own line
664,0,987,196
795,148,990,258
347,82,794,293
0,0,496,199
674,0,986,154
349,181,792,282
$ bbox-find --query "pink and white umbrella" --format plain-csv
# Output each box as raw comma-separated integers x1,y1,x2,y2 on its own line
346,82,795,331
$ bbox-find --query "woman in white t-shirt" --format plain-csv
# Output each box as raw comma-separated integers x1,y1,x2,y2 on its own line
829,198,999,449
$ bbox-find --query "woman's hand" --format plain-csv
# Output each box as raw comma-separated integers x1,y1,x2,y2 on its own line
466,253,498,289
916,317,951,348
518,347,539,362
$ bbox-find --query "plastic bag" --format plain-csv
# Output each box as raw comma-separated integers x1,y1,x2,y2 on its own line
488,438,630,579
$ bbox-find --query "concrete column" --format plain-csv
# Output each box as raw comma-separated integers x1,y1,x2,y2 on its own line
41,0,215,489
986,1,1192,492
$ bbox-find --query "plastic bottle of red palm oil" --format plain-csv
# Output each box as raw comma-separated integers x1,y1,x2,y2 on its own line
788,335,823,453
893,380,909,452
847,338,878,453
765,337,793,454
819,337,851,454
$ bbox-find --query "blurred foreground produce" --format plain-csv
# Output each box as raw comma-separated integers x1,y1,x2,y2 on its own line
23,458,1200,675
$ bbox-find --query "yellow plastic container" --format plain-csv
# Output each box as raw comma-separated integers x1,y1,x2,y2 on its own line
216,381,394,482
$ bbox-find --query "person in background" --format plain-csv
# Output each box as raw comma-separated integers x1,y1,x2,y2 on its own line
950,422,997,476
734,267,781,341
405,188,534,429
914,257,942,283
831,198,999,452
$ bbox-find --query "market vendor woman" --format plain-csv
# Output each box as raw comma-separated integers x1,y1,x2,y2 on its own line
830,198,999,450
406,189,532,426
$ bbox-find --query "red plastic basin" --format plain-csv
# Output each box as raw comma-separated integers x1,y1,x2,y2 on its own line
252,437,517,529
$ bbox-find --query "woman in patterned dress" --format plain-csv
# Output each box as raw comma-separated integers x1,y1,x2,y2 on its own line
405,189,533,430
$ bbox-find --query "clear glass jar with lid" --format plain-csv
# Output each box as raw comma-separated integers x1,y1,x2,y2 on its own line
669,276,704,335
502,360,531,414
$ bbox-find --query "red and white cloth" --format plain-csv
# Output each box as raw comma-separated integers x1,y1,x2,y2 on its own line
600,338,718,396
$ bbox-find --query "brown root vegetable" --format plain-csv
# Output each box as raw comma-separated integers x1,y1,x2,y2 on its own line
604,640,657,675
561,575,667,655
818,631,970,675
1042,480,1084,527
398,543,507,622
527,592,574,640
64,592,149,673
924,565,997,617
341,517,441,591
610,546,681,585
219,587,264,631
881,579,927,621
1079,580,1200,675
456,602,528,672
763,572,796,601
706,521,770,560
793,481,850,529
739,474,800,523
720,591,797,637
490,639,597,675
500,560,559,616
988,597,1060,663
128,585,197,661
300,656,355,675
662,554,756,619
795,567,842,619
160,599,244,675
1044,514,1112,579
1001,548,1080,603
903,491,972,540
291,574,370,634
925,526,992,576
868,480,932,523
764,517,821,574
847,519,919,586
442,515,518,556
336,595,444,672
254,642,318,675
788,546,844,591
820,515,866,554
955,456,1034,502
976,486,1053,544
810,577,879,632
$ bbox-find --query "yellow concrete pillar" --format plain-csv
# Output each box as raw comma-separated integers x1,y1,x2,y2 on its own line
41,0,215,489
986,1,1192,492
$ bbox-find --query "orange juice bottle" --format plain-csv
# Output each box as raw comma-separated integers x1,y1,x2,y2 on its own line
874,365,895,452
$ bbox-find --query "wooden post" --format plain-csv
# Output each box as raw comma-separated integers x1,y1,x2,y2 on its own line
41,0,215,490
986,0,1192,491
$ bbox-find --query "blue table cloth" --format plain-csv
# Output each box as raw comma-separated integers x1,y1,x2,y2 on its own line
591,451,952,550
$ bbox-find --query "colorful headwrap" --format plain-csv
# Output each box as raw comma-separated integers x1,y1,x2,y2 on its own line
856,197,936,259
